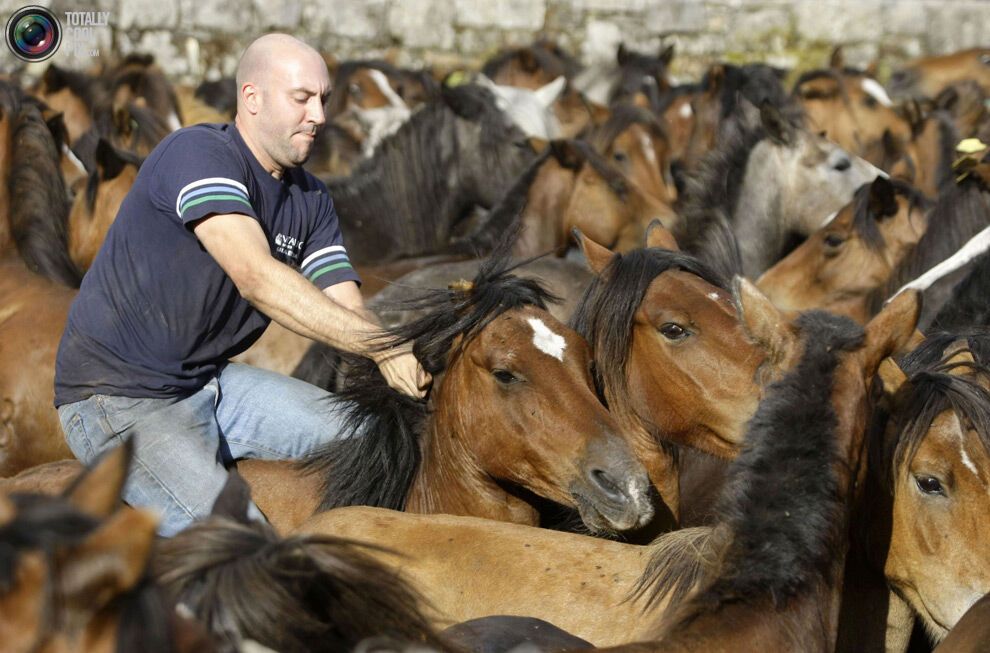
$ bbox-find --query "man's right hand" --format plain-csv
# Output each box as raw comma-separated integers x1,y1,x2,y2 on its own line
373,343,432,399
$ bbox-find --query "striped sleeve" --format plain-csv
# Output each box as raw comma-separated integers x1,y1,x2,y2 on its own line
298,188,361,290
175,176,256,225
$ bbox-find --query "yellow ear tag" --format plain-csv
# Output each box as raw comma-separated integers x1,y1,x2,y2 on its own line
956,138,989,154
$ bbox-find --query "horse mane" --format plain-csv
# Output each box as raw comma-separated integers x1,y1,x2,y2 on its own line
154,515,451,653
630,526,717,611
929,110,961,193
299,239,558,512
570,247,727,415
586,103,668,152
710,63,792,120
324,83,528,262
866,176,990,314
74,100,171,169
670,311,863,623
674,111,767,279
2,82,82,287
849,178,934,252
40,64,103,111
0,493,177,653
194,78,237,117
879,334,990,488
106,54,182,123
929,254,990,331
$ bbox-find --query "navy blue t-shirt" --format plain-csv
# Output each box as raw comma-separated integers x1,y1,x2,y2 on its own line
54,123,361,406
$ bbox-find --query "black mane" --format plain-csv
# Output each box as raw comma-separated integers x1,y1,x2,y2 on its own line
299,241,558,512
587,103,668,153
1,81,82,287
687,310,864,612
571,246,727,410
849,178,933,252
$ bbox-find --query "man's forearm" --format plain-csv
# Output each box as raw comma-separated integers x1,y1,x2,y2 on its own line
242,258,385,359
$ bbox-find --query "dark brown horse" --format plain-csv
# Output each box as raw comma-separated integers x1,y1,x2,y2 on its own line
243,250,654,534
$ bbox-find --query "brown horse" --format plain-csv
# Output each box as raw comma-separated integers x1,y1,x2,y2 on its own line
853,335,990,649
458,138,676,258
888,48,990,101
482,39,581,90
294,286,920,647
794,64,912,166
66,138,141,272
757,176,933,322
932,593,990,652
0,442,217,653
242,252,654,534
0,81,80,476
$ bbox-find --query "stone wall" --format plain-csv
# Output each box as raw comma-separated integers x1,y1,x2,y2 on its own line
2,0,988,83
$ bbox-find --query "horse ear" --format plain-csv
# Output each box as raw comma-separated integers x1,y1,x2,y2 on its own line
704,64,725,95
59,508,158,614
616,43,630,66
534,76,566,107
868,176,899,219
95,138,127,181
112,105,133,137
63,439,134,519
829,46,845,70
901,99,925,138
43,110,68,148
210,471,253,524
519,48,539,73
550,139,583,170
645,220,679,251
864,60,879,78
862,289,921,377
877,357,909,400
573,228,615,275
42,64,68,91
760,102,792,145
528,137,548,153
659,44,675,66
733,276,793,364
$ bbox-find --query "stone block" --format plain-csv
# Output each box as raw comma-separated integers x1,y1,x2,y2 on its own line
306,0,386,40
179,0,250,35
880,0,926,37
117,0,177,30
455,0,546,31
794,0,884,43
252,0,302,30
924,2,990,53
387,0,456,50
646,1,707,33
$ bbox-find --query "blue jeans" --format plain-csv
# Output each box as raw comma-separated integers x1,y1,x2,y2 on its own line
57,363,351,536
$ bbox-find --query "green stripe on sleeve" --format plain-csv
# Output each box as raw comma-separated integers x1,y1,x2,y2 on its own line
179,194,253,217
309,262,354,283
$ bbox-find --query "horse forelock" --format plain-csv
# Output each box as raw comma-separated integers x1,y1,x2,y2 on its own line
571,248,727,417
685,310,863,612
849,178,933,253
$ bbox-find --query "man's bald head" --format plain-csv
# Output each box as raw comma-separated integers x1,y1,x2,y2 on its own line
235,33,325,92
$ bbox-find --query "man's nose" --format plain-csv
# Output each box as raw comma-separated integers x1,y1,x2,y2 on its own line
308,97,326,126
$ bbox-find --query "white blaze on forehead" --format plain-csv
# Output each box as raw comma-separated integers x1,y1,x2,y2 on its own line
367,69,408,110
637,130,658,165
678,102,693,119
954,414,981,478
707,292,720,301
62,144,86,175
820,210,840,227
861,78,894,107
526,318,566,362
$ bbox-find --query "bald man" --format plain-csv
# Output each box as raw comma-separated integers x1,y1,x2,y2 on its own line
53,34,429,536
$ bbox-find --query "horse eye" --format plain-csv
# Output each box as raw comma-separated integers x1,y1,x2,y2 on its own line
658,323,688,340
492,369,520,385
613,151,628,163
348,83,361,98
863,95,878,108
823,233,845,249
915,475,945,496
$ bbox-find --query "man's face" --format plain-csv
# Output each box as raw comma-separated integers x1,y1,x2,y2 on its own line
255,53,331,169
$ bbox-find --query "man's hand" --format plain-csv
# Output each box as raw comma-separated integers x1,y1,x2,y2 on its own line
372,342,432,398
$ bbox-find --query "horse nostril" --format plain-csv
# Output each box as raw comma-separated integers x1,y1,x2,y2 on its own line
833,157,851,172
588,468,627,503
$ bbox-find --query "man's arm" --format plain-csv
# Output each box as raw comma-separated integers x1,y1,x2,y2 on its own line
193,213,430,397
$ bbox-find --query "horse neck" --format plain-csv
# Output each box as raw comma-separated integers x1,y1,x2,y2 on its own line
0,138,12,256
733,141,785,277
405,395,540,525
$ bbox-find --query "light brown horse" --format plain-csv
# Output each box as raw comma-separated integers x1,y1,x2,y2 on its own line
793,63,912,166
757,176,933,323
294,286,920,647
242,254,655,535
66,138,140,273
0,81,80,477
888,48,990,101
858,336,990,649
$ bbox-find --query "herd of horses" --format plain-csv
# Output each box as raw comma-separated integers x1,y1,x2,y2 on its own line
1,37,990,653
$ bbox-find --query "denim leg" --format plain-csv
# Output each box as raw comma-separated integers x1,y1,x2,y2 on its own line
214,363,354,461
57,383,237,537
